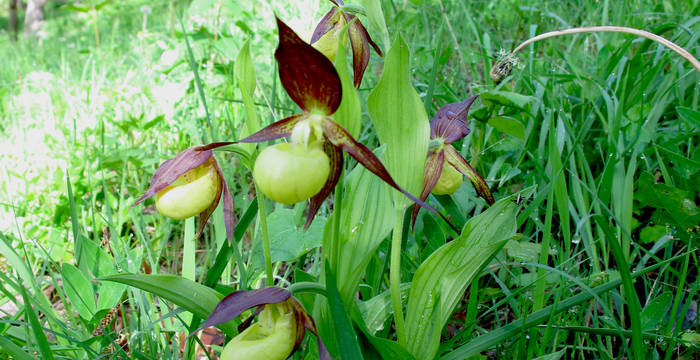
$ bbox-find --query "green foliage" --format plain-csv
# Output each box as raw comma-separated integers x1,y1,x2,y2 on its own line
404,198,518,359
367,34,430,210
2,0,699,358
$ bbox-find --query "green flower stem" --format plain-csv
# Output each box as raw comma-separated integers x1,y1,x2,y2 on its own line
257,191,274,286
182,217,196,324
390,208,406,345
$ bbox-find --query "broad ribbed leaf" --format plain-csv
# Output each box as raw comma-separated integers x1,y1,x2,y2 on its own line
133,147,212,206
367,34,429,210
275,17,341,115
411,150,444,227
235,113,307,143
325,266,363,360
332,26,362,138
61,263,96,320
444,145,494,204
198,287,291,331
306,142,343,229
235,40,260,153
330,151,395,303
99,274,234,334
430,95,477,144
404,198,517,359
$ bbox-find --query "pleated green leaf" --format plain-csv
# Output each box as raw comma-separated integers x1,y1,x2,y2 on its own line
332,158,395,303
404,198,518,360
367,34,429,210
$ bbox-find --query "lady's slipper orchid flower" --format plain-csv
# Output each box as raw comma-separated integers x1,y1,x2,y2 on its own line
310,0,383,87
411,95,495,227
194,287,331,360
236,17,446,229
133,145,236,240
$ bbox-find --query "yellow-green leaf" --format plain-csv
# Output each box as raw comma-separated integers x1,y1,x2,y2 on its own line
404,198,518,359
235,40,259,154
367,34,429,210
99,273,236,335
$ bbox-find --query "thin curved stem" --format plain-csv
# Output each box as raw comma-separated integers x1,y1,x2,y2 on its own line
257,192,274,287
512,26,700,72
390,209,406,345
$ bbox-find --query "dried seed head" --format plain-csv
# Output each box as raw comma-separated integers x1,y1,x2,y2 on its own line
490,51,519,84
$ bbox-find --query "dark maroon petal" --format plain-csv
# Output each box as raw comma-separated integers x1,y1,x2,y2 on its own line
275,17,342,115
310,7,340,44
289,297,332,359
209,157,237,242
411,150,444,228
430,95,478,143
196,160,224,238
221,178,236,243
132,147,212,206
195,142,235,151
235,114,307,143
329,0,343,6
345,14,371,88
305,141,343,229
444,145,494,204
322,119,457,232
197,287,291,332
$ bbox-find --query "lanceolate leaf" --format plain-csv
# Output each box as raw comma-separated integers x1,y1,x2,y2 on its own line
305,142,344,229
404,198,517,360
99,273,235,334
133,147,213,206
198,287,291,331
367,34,430,210
431,95,478,144
411,150,444,227
236,114,307,144
275,17,341,115
444,145,494,204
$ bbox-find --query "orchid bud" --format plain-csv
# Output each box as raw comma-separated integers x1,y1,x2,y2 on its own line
154,158,221,219
311,9,347,61
220,302,297,360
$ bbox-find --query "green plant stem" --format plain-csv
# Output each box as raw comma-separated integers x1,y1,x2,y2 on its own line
257,192,273,286
390,208,406,345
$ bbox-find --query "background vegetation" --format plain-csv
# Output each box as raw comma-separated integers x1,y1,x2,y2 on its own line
1,0,698,359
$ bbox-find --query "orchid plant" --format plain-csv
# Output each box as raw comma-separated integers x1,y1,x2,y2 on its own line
124,7,515,360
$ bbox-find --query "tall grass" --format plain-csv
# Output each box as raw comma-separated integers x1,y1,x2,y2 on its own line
1,0,698,358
